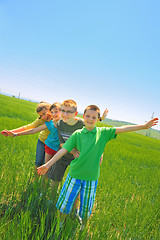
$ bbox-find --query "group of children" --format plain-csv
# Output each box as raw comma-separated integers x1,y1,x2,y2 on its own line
1,99,159,231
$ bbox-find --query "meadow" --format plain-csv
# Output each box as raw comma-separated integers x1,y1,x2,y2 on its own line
0,94,159,240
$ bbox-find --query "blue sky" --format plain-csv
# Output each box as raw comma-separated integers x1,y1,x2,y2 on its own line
0,0,160,130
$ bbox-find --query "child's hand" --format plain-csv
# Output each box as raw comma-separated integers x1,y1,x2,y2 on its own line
1,130,14,137
71,148,80,158
37,164,49,175
1,130,9,137
99,153,104,165
101,108,109,121
144,118,159,129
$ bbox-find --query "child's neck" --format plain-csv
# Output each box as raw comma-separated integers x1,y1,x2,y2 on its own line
65,117,79,126
53,119,60,125
85,126,96,131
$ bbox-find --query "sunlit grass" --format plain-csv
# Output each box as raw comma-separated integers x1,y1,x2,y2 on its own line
0,94,160,239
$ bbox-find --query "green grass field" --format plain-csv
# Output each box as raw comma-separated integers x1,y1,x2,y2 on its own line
0,94,160,239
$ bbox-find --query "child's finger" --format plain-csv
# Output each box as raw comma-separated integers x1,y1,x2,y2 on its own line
37,167,47,175
1,131,8,136
37,168,43,175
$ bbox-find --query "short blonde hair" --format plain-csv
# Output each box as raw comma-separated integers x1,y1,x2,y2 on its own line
62,99,77,111
50,102,61,111
36,102,51,113
84,105,100,119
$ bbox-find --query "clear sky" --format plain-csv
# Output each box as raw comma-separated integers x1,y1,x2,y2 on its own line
0,0,160,130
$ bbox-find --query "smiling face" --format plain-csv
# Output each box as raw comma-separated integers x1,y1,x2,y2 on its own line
38,109,52,121
83,109,99,130
61,105,77,123
50,107,61,122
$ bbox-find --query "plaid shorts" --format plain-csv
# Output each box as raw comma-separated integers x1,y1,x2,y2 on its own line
56,174,98,220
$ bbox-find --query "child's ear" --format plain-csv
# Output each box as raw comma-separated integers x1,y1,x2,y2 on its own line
75,111,78,116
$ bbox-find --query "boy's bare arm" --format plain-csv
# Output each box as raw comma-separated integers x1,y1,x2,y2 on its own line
1,124,47,137
1,118,44,136
115,118,159,134
1,127,26,136
37,148,68,175
18,124,47,136
60,143,80,158
1,118,42,136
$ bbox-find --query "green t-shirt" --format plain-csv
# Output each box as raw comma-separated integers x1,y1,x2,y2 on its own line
62,126,116,181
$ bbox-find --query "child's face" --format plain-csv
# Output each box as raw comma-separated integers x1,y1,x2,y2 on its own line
51,107,61,122
83,110,99,130
38,109,52,121
61,105,77,123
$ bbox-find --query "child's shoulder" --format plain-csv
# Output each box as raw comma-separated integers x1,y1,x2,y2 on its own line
35,117,46,125
71,128,83,138
97,126,111,130
97,126,115,132
76,117,84,123
74,118,84,128
45,119,52,123
56,119,63,126
45,119,54,126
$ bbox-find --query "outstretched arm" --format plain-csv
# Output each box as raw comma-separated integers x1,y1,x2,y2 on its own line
37,148,68,175
115,118,159,134
1,126,26,137
101,108,109,121
1,118,45,137
1,124,47,137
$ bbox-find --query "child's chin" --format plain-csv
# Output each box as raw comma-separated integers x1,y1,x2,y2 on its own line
54,117,60,121
47,117,52,121
62,118,68,122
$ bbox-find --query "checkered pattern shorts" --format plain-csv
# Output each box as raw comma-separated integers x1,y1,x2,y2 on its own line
56,174,98,220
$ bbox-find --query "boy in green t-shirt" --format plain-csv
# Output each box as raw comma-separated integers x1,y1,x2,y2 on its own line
47,99,107,196
37,105,159,230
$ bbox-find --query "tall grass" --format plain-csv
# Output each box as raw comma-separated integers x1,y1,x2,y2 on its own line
0,94,160,239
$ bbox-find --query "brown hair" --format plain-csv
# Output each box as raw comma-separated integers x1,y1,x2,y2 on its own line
84,105,100,119
39,101,47,103
50,102,61,111
36,102,51,113
62,99,77,111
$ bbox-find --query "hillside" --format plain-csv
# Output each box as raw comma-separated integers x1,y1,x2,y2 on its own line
102,118,160,140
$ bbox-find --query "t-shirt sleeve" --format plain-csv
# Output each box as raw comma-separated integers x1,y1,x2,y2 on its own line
105,127,117,142
23,118,45,130
62,133,76,152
